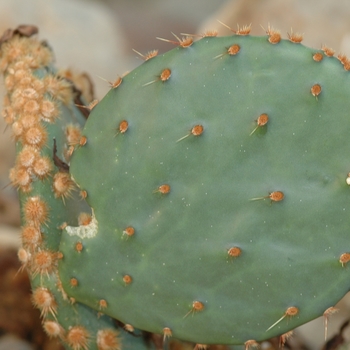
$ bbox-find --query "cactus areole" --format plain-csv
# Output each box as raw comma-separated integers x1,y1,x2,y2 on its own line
57,33,350,345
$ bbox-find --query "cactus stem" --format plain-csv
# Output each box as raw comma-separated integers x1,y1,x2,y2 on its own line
250,113,269,135
323,306,338,340
339,252,350,267
266,306,299,332
184,301,204,318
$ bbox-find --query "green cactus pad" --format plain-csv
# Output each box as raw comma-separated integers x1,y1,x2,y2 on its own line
60,34,350,345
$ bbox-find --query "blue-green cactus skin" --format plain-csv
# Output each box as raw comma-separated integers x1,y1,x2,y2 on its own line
59,35,350,345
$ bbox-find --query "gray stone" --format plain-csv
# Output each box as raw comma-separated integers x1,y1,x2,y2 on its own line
0,335,33,350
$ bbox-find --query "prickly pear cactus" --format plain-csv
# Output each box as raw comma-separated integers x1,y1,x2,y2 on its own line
0,26,153,350
56,27,350,347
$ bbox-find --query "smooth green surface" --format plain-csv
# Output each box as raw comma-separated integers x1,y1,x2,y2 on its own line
62,35,350,344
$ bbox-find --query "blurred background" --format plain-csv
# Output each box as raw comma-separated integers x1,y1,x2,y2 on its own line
1,0,350,349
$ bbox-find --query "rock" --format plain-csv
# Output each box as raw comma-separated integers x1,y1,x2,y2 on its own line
0,335,33,350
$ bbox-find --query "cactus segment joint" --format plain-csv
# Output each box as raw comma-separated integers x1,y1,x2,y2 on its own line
65,212,98,239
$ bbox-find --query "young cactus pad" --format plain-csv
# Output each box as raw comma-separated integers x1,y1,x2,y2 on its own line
57,30,350,345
